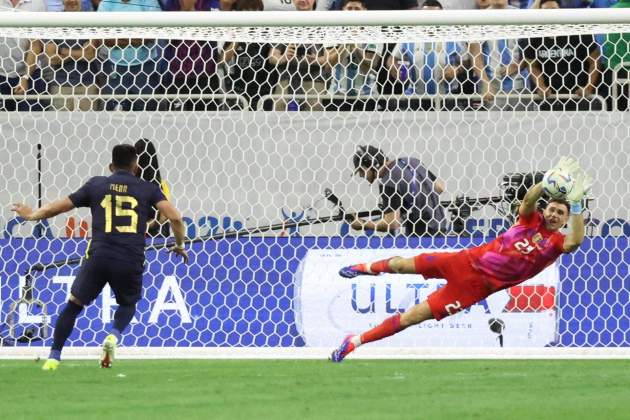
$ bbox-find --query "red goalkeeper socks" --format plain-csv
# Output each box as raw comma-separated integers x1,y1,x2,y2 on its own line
359,313,403,345
351,258,394,275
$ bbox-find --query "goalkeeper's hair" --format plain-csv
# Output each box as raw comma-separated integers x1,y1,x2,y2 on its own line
112,144,138,171
548,198,570,214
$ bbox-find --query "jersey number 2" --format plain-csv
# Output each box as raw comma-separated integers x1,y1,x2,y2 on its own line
100,194,138,233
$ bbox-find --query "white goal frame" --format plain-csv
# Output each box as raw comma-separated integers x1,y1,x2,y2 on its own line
1,10,629,360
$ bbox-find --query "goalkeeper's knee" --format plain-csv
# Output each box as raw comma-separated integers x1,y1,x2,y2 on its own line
388,257,415,274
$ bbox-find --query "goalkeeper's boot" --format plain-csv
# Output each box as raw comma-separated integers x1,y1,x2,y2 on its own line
42,358,60,371
100,334,117,368
330,335,356,363
339,264,378,279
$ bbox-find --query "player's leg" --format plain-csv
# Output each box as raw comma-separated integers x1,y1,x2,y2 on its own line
339,256,417,278
102,261,143,368
332,259,488,362
42,294,84,370
338,252,454,279
331,300,434,363
43,259,106,370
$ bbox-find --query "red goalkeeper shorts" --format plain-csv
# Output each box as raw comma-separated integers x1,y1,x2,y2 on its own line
414,251,494,321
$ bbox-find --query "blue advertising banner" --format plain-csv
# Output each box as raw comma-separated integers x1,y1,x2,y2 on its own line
0,237,628,347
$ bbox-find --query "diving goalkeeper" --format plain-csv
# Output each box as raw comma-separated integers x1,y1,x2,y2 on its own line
332,157,591,362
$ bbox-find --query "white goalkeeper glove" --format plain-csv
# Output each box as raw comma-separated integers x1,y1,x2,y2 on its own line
566,170,593,215
552,156,581,176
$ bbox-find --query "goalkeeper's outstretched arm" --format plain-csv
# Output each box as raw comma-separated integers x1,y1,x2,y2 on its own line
562,211,585,253
518,182,544,218
562,168,592,253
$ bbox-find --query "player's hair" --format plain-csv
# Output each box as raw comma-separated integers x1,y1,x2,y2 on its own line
422,0,443,8
342,0,367,8
353,145,387,173
112,144,138,171
135,138,162,185
539,0,559,6
548,198,570,214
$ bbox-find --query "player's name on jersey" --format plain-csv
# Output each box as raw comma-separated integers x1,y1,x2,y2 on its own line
109,183,128,193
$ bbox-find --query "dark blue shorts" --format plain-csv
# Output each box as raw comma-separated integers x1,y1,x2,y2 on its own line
71,257,144,306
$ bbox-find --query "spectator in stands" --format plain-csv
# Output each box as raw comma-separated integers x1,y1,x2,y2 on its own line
161,0,220,110
359,0,417,9
95,0,165,111
0,0,47,111
602,0,630,110
158,0,220,10
40,0,99,110
469,0,530,109
521,0,602,110
45,0,97,13
440,0,475,7
268,0,338,110
46,0,63,10
327,0,384,110
357,0,419,97
386,0,464,109
263,0,333,10
528,0,616,8
219,0,277,110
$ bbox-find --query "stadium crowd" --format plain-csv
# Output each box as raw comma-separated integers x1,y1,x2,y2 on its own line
1,0,629,111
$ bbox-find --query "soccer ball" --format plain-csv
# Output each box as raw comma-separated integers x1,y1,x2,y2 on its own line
542,169,574,199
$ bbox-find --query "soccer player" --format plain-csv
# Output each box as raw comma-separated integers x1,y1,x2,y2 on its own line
11,144,188,370
135,138,171,237
332,157,591,362
350,145,448,236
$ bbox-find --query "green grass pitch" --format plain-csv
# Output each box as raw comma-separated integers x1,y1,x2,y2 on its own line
2,359,630,420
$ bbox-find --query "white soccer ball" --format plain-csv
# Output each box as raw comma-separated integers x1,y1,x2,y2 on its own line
542,169,574,199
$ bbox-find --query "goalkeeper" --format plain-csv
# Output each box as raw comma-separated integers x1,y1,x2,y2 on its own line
350,145,448,236
332,157,591,362
11,144,188,370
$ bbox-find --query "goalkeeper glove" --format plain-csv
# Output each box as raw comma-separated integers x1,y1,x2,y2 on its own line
552,156,581,176
566,170,593,215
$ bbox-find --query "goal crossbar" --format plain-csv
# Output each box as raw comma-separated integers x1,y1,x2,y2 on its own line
3,10,630,43
3,10,630,28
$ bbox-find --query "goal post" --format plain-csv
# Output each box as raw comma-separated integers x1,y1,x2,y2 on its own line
1,10,629,359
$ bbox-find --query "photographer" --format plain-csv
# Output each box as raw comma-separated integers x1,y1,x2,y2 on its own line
350,145,448,236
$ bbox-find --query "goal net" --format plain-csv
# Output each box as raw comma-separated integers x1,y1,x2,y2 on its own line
1,10,629,359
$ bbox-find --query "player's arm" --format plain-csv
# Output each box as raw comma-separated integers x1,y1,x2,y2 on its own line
351,211,401,233
562,167,593,253
562,212,585,253
155,200,188,263
433,180,445,195
11,197,75,221
352,184,402,233
518,182,544,218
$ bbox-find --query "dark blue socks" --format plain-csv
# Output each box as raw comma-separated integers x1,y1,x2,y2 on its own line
112,304,136,341
49,300,83,360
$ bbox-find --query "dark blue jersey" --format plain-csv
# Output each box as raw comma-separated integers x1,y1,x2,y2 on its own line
68,170,166,263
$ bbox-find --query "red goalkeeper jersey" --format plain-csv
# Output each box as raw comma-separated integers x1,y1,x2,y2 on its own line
465,211,565,287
